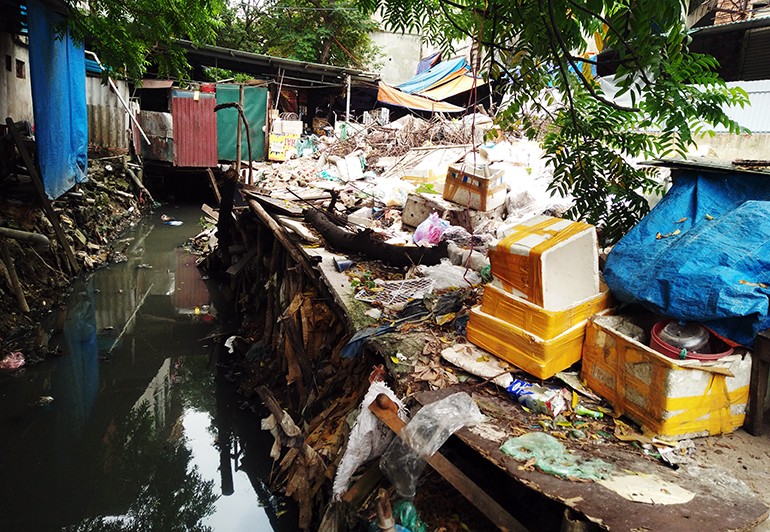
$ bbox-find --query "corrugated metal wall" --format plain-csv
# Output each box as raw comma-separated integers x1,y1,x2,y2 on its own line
741,27,770,81
171,91,218,167
722,80,770,133
86,76,130,153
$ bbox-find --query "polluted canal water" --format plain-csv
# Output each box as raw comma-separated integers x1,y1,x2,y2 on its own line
0,206,294,531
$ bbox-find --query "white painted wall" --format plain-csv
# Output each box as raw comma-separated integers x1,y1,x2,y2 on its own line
370,30,427,85
0,33,33,125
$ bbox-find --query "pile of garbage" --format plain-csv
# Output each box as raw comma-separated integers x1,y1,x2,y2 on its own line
0,158,147,363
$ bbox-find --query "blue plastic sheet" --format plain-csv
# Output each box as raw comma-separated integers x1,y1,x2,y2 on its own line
604,172,770,346
396,57,468,94
27,0,88,199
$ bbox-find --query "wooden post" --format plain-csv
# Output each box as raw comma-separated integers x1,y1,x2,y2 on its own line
746,331,770,435
6,118,80,273
0,241,30,313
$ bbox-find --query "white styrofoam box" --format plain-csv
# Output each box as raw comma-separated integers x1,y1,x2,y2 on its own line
489,215,599,310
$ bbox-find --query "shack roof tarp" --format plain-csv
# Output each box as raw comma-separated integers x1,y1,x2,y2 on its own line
419,73,487,101
396,57,469,94
27,0,87,199
376,82,464,113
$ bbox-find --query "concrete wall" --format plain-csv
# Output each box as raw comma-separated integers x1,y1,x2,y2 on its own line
0,32,33,125
370,30,428,85
694,132,770,160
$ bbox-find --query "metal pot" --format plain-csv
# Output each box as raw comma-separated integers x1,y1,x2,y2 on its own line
658,321,710,353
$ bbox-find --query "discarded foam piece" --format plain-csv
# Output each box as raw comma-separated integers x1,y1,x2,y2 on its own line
488,215,600,311
581,314,752,439
481,282,612,340
466,305,603,380
440,344,514,388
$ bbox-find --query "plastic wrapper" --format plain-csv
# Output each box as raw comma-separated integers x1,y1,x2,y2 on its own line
413,212,449,247
380,392,486,497
500,432,613,481
506,379,566,417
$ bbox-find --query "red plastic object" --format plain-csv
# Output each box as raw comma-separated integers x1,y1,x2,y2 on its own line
650,319,734,361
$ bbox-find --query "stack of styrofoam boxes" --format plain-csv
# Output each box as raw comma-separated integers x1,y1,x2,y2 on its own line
467,215,612,379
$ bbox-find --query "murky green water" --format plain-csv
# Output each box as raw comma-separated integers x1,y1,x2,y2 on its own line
0,206,293,531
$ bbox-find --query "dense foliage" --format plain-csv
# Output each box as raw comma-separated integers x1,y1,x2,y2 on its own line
364,0,748,243
65,0,225,81
216,0,382,69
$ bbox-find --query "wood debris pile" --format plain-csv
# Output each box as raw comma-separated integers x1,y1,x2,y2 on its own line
0,157,149,358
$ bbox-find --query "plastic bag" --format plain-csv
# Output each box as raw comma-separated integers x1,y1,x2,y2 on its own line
332,382,407,499
393,500,428,532
415,258,482,290
500,432,613,481
412,212,449,247
380,392,486,497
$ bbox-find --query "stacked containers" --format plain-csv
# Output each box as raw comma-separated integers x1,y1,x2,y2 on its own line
467,215,612,379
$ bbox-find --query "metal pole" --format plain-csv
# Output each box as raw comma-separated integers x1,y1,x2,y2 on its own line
236,84,244,179
345,74,351,123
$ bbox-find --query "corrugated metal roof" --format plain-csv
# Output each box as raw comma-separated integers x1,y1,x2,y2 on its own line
718,80,770,133
177,40,379,86
690,14,770,35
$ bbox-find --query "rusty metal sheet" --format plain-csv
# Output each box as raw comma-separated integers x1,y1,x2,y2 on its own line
171,94,218,167
85,76,129,153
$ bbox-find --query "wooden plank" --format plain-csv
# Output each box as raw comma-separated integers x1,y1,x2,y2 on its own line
6,118,80,273
201,203,220,222
415,386,770,532
245,191,304,217
247,199,316,279
225,247,258,277
206,168,222,206
277,216,319,243
369,394,527,532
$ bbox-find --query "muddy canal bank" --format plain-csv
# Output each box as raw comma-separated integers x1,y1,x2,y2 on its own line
0,206,294,531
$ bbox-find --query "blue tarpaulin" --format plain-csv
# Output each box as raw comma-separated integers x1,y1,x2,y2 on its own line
27,0,88,199
397,57,469,94
604,171,770,347
416,51,441,75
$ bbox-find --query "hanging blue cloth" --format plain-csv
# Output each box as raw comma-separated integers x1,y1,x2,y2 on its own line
604,171,770,347
27,0,88,199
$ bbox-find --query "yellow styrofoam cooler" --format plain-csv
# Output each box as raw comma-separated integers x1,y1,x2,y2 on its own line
467,305,590,379
443,164,506,211
489,215,599,310
581,315,751,439
481,283,612,340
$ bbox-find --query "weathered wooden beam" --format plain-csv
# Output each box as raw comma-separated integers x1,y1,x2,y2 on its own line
248,199,316,279
206,168,222,206
6,118,80,273
369,394,527,532
0,241,30,313
746,331,770,435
